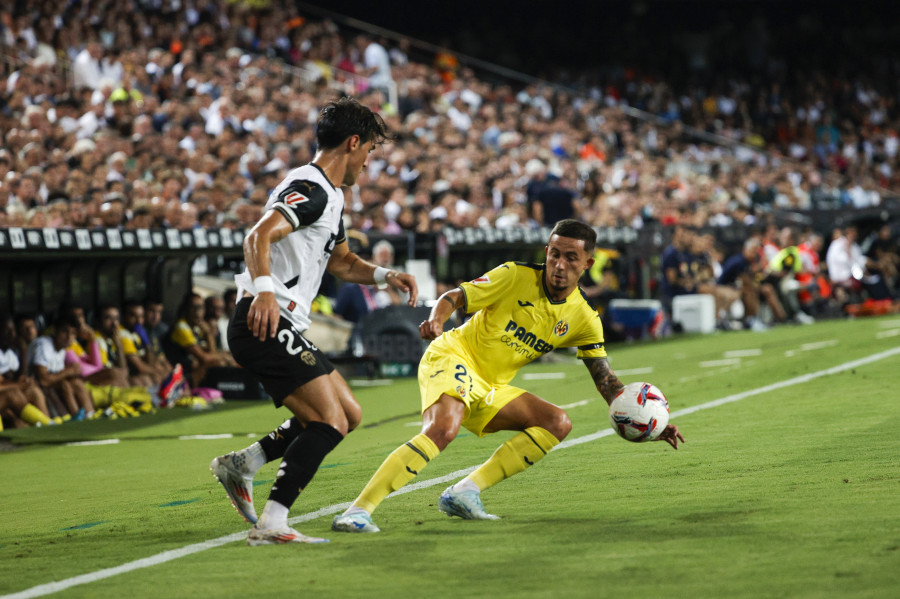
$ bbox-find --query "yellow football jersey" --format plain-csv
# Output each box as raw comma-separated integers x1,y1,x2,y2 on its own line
431,261,607,386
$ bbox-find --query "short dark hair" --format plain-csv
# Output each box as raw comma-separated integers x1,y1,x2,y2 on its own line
315,97,391,150
53,313,80,331
550,219,596,253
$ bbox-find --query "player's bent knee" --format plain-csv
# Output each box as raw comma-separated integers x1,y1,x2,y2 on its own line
422,426,457,451
344,400,362,432
545,410,572,441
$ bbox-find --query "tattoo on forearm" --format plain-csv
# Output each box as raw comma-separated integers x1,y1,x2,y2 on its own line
585,358,624,404
441,295,456,308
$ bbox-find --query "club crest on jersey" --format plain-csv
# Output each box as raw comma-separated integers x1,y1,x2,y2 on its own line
471,275,490,284
300,350,316,366
456,385,467,398
287,301,296,312
284,190,309,206
554,320,569,336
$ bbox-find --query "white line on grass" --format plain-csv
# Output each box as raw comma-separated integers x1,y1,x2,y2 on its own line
521,372,566,380
616,367,655,376
559,399,592,409
6,344,900,599
178,434,234,441
724,349,762,358
64,439,120,447
875,329,900,339
877,318,900,327
699,358,741,368
800,339,838,351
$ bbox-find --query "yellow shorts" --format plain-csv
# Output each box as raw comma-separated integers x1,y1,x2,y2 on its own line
417,343,525,437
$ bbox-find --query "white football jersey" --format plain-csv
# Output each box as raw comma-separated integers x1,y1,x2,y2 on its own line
0,348,20,376
234,163,346,332
28,336,66,374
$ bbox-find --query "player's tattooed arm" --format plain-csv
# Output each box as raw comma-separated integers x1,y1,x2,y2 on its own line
583,358,624,406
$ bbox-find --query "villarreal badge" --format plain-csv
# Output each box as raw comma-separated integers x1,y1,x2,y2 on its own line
554,320,569,336
456,385,467,398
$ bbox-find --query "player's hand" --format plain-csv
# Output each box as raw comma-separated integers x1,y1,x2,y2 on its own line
387,271,418,307
656,424,685,450
248,292,279,341
419,317,443,340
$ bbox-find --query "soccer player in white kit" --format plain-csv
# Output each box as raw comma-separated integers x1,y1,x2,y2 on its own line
210,98,418,545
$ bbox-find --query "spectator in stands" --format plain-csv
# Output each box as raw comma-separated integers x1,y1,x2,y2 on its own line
659,226,696,316
89,304,138,387
335,239,405,323
764,228,815,324
143,299,172,370
204,295,226,350
29,315,95,420
691,233,743,328
826,226,870,306
63,305,129,387
825,225,892,305
0,313,51,427
579,247,624,313
865,224,899,296
120,300,167,388
532,170,576,227
167,292,235,387
355,35,393,99
718,237,787,329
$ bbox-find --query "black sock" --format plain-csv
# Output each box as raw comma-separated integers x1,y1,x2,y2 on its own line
268,421,344,508
257,417,303,462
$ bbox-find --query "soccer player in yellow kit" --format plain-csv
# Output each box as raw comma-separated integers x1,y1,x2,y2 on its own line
333,219,684,533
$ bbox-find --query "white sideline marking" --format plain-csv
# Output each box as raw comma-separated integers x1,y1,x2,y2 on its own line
522,372,566,380
559,399,592,409
178,434,233,441
877,318,900,327
6,345,900,599
616,367,655,376
875,329,900,339
800,339,838,351
724,349,762,358
64,439,120,447
699,358,740,368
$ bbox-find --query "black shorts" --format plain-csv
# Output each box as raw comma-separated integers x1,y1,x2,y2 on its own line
228,297,335,406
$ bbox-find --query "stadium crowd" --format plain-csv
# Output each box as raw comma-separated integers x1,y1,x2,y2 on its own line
0,0,898,235
2,1,900,428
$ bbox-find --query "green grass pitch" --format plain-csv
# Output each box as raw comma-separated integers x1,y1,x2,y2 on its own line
2,316,899,598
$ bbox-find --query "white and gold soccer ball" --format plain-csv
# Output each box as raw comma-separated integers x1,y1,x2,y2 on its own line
609,382,669,442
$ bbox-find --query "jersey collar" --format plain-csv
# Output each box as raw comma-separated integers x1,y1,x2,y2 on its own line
541,264,568,304
309,163,337,191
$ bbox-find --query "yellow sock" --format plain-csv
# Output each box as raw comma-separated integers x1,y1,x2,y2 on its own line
353,433,440,514
21,404,50,426
468,426,560,492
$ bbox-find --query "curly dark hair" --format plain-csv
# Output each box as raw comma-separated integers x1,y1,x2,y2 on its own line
315,97,392,150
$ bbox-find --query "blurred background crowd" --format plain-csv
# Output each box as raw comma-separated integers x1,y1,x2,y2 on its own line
1,0,898,234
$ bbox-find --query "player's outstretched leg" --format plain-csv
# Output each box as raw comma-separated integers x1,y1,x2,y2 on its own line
210,417,303,524
440,426,560,520
249,421,343,545
332,433,440,533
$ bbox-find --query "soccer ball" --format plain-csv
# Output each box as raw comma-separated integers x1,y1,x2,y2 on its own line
608,382,670,442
